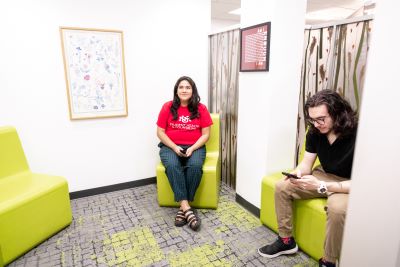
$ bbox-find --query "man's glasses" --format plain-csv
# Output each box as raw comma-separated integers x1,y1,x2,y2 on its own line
307,116,328,126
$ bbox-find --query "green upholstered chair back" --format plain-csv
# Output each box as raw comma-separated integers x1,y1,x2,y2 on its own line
0,244,3,267
0,126,30,179
298,137,307,162
298,130,320,167
205,113,220,154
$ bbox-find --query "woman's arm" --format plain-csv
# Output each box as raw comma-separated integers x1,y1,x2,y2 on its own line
157,127,185,156
185,127,210,157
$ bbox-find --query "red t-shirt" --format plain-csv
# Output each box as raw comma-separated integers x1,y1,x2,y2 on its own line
157,101,213,145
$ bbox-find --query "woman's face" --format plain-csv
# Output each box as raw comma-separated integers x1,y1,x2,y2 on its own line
177,80,193,104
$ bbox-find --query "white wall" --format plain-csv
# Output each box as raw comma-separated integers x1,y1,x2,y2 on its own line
340,0,400,266
0,0,210,192
236,0,307,207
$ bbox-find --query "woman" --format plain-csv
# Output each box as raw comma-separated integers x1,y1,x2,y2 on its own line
156,76,213,231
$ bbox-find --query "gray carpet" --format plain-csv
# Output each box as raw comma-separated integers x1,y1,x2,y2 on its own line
8,183,317,267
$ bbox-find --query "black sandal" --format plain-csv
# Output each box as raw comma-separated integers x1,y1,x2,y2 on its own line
184,208,201,231
175,209,187,227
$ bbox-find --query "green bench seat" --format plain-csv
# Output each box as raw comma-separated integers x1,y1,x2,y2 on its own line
260,140,325,260
0,126,72,265
260,173,326,260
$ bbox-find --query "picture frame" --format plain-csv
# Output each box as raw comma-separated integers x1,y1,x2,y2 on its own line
60,27,128,120
240,22,271,72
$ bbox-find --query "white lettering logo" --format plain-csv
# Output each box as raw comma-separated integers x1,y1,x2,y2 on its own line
179,115,191,123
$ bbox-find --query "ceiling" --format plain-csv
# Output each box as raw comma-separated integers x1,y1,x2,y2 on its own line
211,0,373,25
211,0,241,21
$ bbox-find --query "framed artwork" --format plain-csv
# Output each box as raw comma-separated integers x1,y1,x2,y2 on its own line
60,27,128,120
240,22,271,72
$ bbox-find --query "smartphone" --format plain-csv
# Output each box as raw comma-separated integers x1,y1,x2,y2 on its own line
180,148,187,154
282,172,301,179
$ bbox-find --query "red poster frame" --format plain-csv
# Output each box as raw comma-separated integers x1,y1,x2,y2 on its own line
240,22,271,72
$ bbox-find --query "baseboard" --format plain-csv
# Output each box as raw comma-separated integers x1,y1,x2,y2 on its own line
235,193,260,218
69,177,156,199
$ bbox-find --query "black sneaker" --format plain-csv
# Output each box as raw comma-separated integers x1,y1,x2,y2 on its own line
319,258,336,267
258,237,298,258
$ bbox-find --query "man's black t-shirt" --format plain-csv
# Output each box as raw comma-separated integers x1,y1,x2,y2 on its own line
305,131,356,179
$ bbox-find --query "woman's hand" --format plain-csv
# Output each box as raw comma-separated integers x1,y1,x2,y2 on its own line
289,174,320,191
173,146,186,157
185,146,195,157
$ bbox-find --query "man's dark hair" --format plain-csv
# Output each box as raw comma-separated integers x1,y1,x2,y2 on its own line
305,89,358,136
171,76,200,120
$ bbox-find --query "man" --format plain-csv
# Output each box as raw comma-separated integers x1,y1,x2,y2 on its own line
258,90,358,267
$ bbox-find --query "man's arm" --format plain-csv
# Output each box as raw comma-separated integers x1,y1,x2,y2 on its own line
291,150,351,193
326,180,350,193
293,151,317,176
300,151,351,193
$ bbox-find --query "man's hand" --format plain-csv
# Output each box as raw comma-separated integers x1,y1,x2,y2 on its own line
284,170,302,180
290,174,320,191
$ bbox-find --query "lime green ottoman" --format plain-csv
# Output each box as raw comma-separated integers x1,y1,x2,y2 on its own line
260,173,326,260
156,113,221,209
0,126,72,265
260,135,325,260
0,245,3,267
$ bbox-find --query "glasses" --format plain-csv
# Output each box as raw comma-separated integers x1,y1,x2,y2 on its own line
307,116,328,126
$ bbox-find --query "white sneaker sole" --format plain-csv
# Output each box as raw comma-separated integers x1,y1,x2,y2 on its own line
258,245,298,258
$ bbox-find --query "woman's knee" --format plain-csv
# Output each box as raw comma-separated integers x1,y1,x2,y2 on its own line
160,151,180,168
187,160,204,170
187,154,205,169
164,161,182,170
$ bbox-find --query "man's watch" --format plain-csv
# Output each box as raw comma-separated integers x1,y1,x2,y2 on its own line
317,181,328,194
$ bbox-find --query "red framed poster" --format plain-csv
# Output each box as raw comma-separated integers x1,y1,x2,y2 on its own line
240,22,271,72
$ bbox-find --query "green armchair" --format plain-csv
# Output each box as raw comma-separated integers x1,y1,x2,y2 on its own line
0,126,72,265
260,139,325,260
156,113,221,209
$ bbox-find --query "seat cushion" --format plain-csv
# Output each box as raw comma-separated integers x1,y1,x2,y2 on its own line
260,172,287,232
260,173,326,260
156,155,221,209
0,172,72,264
293,198,326,259
0,172,67,212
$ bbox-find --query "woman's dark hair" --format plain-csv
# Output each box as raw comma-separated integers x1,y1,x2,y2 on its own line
305,89,358,136
170,76,201,120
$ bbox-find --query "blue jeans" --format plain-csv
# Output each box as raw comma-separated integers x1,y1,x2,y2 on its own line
159,143,206,202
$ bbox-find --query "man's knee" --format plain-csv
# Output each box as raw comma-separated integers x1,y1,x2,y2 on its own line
275,179,291,195
326,197,347,220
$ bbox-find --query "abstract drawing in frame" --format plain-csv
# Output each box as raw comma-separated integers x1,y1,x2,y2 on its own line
60,27,128,120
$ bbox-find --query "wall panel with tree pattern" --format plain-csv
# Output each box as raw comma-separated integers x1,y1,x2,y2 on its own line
296,19,373,164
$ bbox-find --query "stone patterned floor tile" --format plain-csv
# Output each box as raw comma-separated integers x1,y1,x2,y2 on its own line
7,183,316,267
